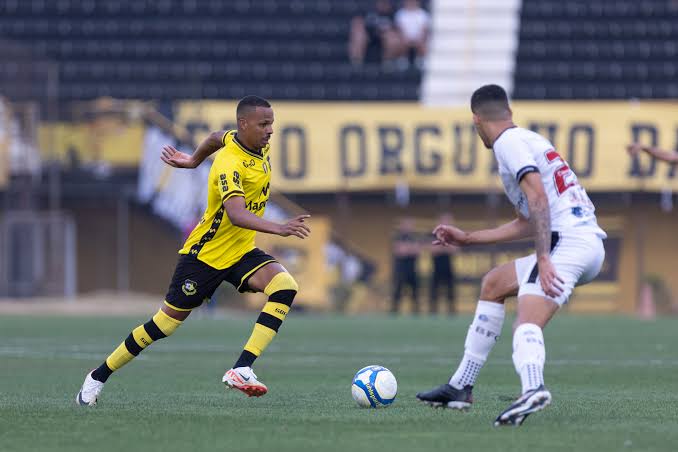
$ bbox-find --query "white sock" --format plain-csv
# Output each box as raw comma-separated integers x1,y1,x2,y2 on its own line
449,300,505,389
512,323,546,394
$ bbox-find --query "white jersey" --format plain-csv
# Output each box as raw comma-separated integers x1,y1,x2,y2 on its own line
493,127,606,238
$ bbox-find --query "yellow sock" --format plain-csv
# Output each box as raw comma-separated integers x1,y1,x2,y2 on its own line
235,273,298,367
105,309,182,371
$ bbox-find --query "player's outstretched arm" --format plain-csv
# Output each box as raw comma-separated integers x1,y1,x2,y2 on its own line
223,197,311,239
520,172,563,298
161,131,226,168
433,215,532,247
627,143,678,163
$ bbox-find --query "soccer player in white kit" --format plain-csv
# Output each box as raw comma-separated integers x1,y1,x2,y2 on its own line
416,85,607,426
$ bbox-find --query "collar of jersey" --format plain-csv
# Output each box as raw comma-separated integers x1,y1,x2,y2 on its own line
492,125,518,148
233,134,266,160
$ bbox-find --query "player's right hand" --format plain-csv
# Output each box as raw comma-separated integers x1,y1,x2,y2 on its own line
432,224,469,247
537,256,565,299
278,215,311,239
161,145,197,168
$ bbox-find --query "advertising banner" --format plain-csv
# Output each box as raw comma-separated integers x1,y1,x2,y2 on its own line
176,101,678,193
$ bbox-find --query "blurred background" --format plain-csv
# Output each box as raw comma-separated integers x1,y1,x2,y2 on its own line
1,0,677,318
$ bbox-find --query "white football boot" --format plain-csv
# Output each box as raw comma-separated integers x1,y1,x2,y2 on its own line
76,371,104,406
222,367,268,397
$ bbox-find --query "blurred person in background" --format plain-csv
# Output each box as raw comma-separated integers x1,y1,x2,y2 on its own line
627,142,678,163
392,218,422,314
348,0,403,67
429,213,458,315
395,0,431,70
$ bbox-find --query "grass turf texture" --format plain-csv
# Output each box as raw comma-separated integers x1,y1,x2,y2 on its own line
1,314,677,452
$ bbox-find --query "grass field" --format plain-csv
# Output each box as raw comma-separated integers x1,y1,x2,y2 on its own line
1,313,677,452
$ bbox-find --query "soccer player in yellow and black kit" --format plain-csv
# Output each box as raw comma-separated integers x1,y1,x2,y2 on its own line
76,96,311,405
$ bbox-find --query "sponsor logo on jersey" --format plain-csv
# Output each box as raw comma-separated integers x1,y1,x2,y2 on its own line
246,200,267,212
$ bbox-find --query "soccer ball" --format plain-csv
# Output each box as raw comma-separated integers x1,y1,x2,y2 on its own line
351,365,397,408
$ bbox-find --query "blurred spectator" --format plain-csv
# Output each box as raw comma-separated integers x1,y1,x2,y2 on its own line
348,0,403,67
392,218,421,314
429,214,458,315
395,0,431,69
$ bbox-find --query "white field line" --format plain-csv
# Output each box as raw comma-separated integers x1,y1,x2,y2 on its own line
1,344,677,367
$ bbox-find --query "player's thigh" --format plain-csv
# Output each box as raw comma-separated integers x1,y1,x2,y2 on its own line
247,262,287,293
161,302,191,321
479,261,519,302
164,255,227,313
222,248,281,293
575,235,606,286
517,232,605,307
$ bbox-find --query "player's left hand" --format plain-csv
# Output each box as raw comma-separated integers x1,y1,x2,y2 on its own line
161,145,197,168
626,143,642,156
537,256,565,299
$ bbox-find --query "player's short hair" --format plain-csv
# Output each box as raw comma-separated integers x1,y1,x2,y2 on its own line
470,84,511,120
236,95,271,118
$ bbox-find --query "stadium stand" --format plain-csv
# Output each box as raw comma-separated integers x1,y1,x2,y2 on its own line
514,0,678,99
422,0,521,105
0,0,422,101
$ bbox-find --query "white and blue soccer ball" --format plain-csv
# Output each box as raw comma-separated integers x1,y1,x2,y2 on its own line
351,365,397,408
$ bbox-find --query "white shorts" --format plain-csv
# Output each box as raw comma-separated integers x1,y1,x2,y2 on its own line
514,231,605,306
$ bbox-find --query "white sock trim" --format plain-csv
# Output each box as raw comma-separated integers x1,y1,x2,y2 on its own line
476,300,505,315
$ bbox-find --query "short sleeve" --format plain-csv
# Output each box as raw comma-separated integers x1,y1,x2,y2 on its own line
493,134,539,183
212,153,246,202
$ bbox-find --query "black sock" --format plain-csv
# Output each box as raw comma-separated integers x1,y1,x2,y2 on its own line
91,362,113,383
234,350,257,369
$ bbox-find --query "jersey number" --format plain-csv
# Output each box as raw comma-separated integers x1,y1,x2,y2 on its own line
545,150,575,195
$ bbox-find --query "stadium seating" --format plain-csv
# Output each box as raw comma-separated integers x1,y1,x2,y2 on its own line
0,0,421,101
514,0,678,99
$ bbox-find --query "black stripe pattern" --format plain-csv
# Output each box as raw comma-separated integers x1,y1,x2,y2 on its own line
268,289,297,307
256,312,283,332
143,320,167,341
124,334,143,356
516,165,539,182
527,232,561,283
189,207,225,256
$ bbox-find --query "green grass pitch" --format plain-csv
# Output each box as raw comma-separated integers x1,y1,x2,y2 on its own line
1,313,677,452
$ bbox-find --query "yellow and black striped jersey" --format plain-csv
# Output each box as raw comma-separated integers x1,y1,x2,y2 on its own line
179,130,272,269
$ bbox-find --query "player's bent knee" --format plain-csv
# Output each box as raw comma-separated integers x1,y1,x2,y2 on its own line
480,271,503,302
263,272,299,297
152,308,183,337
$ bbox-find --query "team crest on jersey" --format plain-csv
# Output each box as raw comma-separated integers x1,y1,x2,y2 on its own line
182,279,198,296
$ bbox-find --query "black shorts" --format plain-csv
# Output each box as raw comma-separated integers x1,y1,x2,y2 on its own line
164,248,277,311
